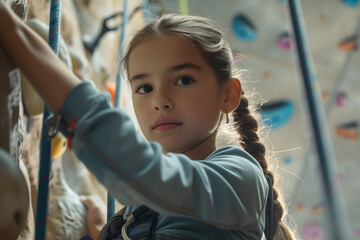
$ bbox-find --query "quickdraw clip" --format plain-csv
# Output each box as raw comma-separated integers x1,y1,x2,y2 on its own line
45,114,62,139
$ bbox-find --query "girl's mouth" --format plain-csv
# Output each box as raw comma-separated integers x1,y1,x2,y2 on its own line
154,123,182,131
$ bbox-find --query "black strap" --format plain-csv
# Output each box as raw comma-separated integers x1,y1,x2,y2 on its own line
126,206,159,240
264,175,274,240
97,207,126,240
80,234,93,240
97,205,159,240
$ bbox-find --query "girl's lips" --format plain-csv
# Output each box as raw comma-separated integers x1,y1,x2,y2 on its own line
154,123,182,131
152,118,182,131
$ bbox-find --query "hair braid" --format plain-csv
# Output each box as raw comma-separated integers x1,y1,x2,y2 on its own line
233,94,295,239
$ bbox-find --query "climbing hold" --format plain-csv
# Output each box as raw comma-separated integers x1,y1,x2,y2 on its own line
0,149,29,240
335,92,347,107
342,0,359,7
277,32,293,51
283,157,292,165
232,14,257,42
51,132,67,159
259,100,294,129
321,91,329,99
69,48,90,80
105,81,116,105
319,13,327,22
336,121,358,141
263,71,271,79
338,35,358,51
295,203,304,212
302,221,324,240
312,204,326,215
21,72,44,117
178,0,189,15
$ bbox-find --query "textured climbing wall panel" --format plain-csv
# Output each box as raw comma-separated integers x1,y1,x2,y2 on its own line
159,0,360,239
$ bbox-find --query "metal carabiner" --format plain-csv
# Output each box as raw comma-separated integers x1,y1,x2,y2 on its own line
45,114,62,139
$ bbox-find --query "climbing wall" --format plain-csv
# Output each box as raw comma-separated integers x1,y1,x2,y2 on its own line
157,0,360,239
0,0,145,239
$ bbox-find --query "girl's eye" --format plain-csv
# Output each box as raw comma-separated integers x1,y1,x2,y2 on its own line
175,76,194,86
137,85,153,94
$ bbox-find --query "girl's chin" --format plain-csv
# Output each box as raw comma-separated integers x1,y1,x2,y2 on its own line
160,145,185,155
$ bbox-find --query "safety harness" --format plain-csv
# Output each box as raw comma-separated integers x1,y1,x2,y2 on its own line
81,175,274,240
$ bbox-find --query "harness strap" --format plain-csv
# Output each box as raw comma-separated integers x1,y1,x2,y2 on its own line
97,179,275,240
97,206,160,240
97,207,126,239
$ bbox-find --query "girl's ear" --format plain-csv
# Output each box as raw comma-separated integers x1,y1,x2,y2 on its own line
221,78,242,113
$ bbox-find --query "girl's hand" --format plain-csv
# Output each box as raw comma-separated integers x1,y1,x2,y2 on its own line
0,0,80,114
80,195,107,240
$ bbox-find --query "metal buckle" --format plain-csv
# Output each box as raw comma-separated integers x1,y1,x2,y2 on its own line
45,114,62,139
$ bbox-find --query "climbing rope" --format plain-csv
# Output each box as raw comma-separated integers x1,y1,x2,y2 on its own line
107,0,129,221
287,0,351,238
35,1,61,240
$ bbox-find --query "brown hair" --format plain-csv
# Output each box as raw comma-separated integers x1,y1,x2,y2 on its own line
122,14,297,239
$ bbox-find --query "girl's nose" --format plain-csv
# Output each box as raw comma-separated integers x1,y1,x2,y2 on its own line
153,91,173,111
154,103,172,111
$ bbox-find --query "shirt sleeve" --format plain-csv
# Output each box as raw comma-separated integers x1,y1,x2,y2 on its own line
60,80,269,231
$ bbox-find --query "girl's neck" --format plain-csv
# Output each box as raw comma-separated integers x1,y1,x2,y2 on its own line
180,130,218,160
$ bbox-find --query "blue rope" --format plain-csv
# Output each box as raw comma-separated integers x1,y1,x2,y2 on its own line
141,0,151,23
35,1,61,239
108,0,129,221
287,0,351,239
114,0,129,109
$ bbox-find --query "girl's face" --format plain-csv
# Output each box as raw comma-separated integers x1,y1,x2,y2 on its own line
128,34,228,159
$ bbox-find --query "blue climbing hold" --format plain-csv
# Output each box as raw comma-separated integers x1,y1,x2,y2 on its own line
284,157,292,165
342,0,359,7
232,14,257,42
259,100,294,130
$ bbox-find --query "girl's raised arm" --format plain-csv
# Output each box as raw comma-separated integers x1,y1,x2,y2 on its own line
0,1,81,114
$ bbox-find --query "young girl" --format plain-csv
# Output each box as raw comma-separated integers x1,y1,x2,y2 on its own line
0,2,297,239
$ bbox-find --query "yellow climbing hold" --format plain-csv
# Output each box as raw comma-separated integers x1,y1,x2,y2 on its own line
179,0,189,15
51,132,67,159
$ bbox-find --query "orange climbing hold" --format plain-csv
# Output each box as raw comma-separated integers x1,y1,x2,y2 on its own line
338,36,357,51
263,71,271,79
312,205,326,215
295,203,304,212
336,122,358,141
105,81,116,105
321,91,329,99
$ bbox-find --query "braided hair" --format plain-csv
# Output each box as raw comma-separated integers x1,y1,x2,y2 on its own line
233,93,296,239
122,14,297,239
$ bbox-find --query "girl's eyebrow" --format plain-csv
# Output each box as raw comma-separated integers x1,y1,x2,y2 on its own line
130,73,149,83
130,63,203,83
168,63,203,72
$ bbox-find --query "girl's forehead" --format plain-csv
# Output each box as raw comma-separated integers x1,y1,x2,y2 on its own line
128,34,208,74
